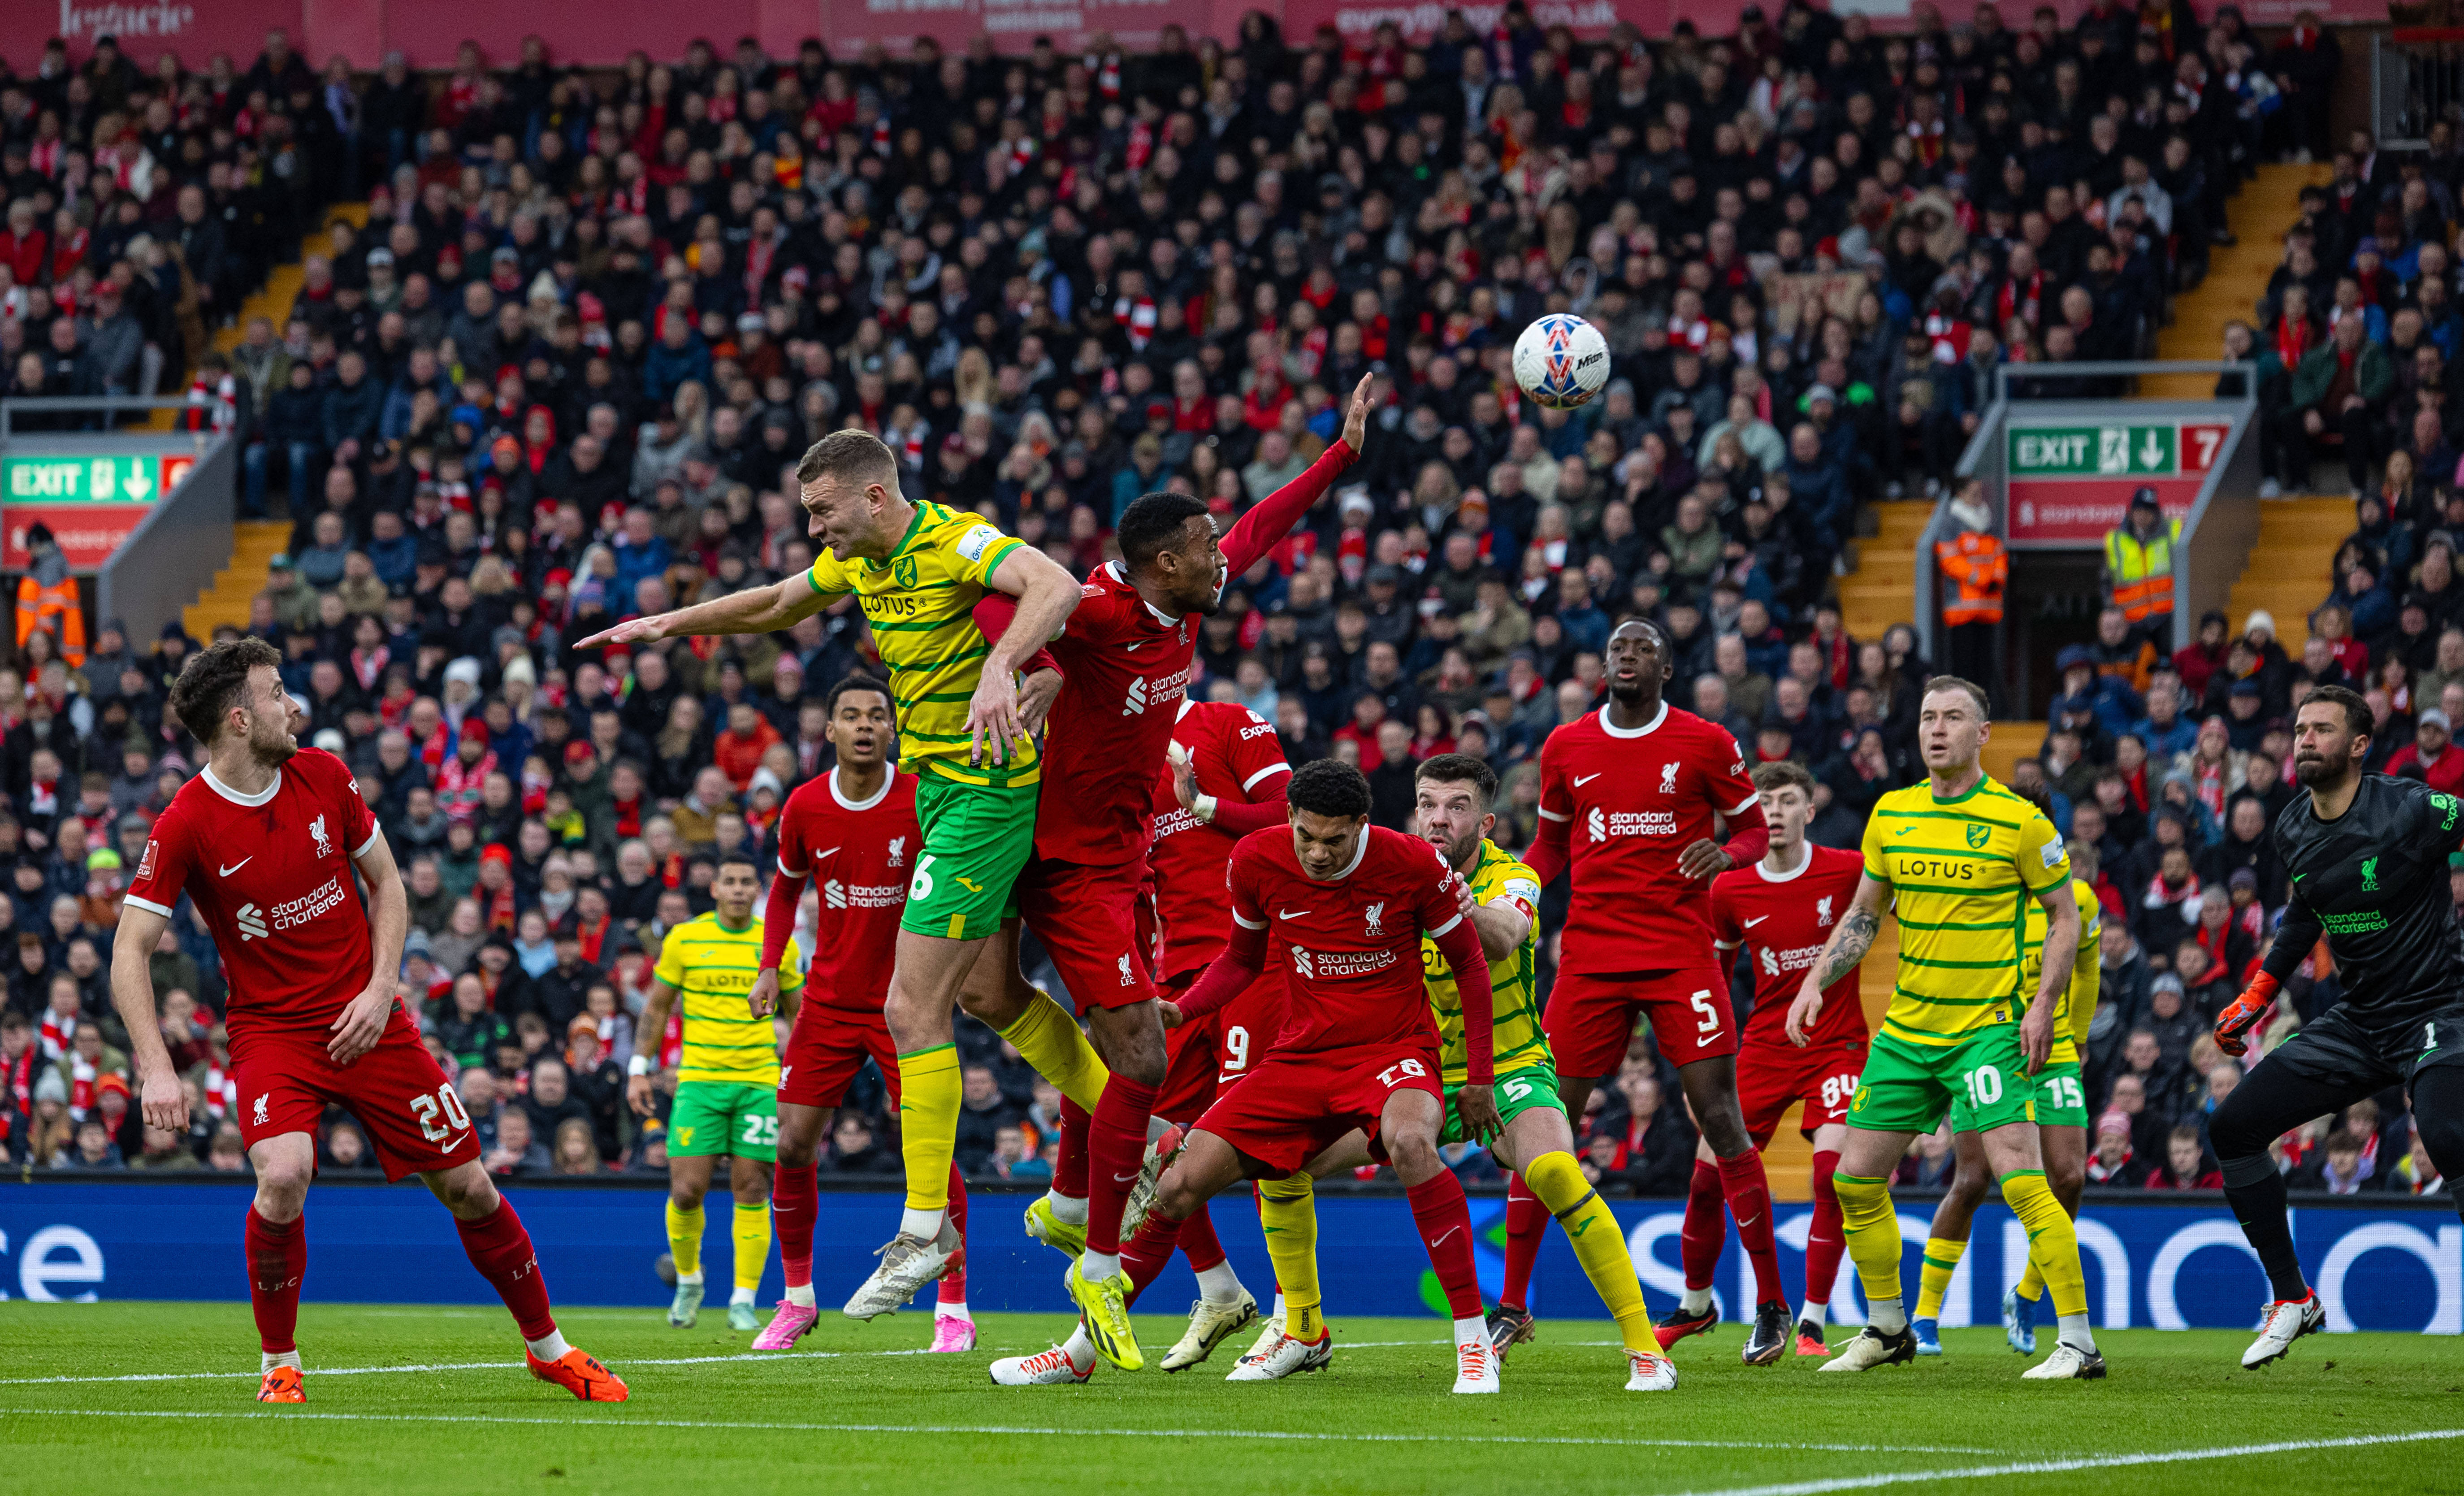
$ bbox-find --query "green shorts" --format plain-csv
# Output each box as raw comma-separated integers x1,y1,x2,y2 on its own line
1440,1063,1563,1147
667,1081,779,1161
2031,1058,2089,1128
903,773,1035,941
1849,1026,2037,1137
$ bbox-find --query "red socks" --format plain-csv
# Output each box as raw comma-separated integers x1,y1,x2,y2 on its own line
1086,1076,1159,1256
1805,1149,1845,1313
1499,1174,1545,1311
1406,1173,1481,1318
244,1207,305,1353
1716,1149,1784,1308
455,1197,558,1342
1679,1158,1725,1292
1117,1209,1186,1309
1055,1096,1091,1203
1177,1200,1225,1273
940,1163,969,1306
775,1160,818,1289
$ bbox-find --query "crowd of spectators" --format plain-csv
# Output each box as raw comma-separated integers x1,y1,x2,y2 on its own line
0,9,2435,1198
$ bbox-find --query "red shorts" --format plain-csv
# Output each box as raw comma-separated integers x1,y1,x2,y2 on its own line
1736,1033,1869,1145
1544,966,1739,1079
1191,1040,1440,1176
1154,967,1287,1124
230,1010,479,1182
1016,855,1156,1012
778,1003,899,1110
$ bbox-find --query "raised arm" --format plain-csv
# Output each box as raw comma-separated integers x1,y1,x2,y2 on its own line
574,572,830,651
1216,371,1373,577
1786,872,1890,1047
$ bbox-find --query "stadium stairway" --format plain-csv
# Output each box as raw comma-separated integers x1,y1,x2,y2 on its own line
2221,496,2347,657
2140,162,2330,401
170,206,368,639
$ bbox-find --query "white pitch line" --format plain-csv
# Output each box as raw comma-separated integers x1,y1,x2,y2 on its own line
0,1407,2002,1455
1670,1427,2464,1496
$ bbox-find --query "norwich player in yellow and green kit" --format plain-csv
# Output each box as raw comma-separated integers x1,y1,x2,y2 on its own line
1265,755,1678,1391
1784,676,2107,1381
627,855,804,1331
580,429,1100,1319
1906,838,2104,1356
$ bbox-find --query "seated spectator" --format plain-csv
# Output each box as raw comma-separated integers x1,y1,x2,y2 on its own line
2296,1132,2373,1195
323,1120,380,1175
484,1106,548,1176
2085,1111,2152,1187
550,1117,605,1176
827,1113,898,1175
2148,1123,2223,1191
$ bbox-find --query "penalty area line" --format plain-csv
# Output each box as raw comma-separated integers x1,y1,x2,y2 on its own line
0,1407,2003,1455
1668,1427,2464,1496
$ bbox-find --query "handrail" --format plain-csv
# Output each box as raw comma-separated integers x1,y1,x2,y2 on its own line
1990,359,2249,403
0,396,206,438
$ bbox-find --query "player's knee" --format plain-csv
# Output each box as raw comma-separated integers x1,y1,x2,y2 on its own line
1383,1129,1439,1179
1946,1163,1990,1207
1155,1167,1200,1221
253,1168,309,1218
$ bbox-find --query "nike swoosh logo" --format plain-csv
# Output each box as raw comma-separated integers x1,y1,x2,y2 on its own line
815,847,840,859
1574,773,1603,786
2291,873,2306,884
1736,1214,1762,1231
1743,915,1769,928
1111,1171,1139,1184
219,858,252,876
1430,1225,1462,1249
1126,642,1143,652
1277,909,1310,919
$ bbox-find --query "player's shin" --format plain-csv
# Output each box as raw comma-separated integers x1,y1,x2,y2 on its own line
456,1197,563,1354
1803,1149,1845,1324
1406,1171,1483,1324
1525,1150,1652,1353
894,1043,963,1238
665,1199,706,1283
1177,1201,1243,1301
1257,1173,1325,1340
1498,1175,1545,1312
1676,1158,1724,1314
774,1162,818,1305
1834,1173,1907,1333
1083,1074,1161,1279
1914,1236,1966,1322
1716,1149,1786,1309
733,1202,771,1303
939,1164,970,1314
245,1206,307,1363
1050,1096,1091,1221
2004,1171,2093,1353
997,991,1112,1112
1117,1209,1186,1304
2221,1151,2312,1302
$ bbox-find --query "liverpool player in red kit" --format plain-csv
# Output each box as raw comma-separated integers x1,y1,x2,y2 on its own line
1710,760,1868,1356
966,373,1374,1370
109,640,624,1402
1521,618,1789,1364
989,761,1503,1392
747,675,973,1353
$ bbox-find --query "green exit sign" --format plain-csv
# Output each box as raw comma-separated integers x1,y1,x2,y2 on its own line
1,454,164,504
2009,425,2178,477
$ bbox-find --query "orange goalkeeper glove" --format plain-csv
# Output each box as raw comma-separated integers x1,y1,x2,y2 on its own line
2215,971,2280,1057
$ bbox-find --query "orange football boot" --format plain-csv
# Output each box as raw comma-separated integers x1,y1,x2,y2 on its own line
527,1347,629,1401
255,1366,305,1403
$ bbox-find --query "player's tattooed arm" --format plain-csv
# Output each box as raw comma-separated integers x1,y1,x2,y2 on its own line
1816,906,1880,989
1786,873,1889,1048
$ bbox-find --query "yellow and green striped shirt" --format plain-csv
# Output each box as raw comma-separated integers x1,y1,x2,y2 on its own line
2024,878,2104,1067
1423,841,1550,1086
1861,775,2070,1049
806,501,1038,788
653,912,805,1085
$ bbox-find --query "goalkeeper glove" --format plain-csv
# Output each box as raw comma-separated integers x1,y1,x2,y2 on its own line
2215,971,2280,1057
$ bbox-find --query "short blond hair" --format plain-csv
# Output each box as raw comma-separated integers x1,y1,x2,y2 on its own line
795,429,897,490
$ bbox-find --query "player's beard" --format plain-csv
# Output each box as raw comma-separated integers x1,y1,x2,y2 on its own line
251,713,299,765
1429,826,1480,870
2293,746,2350,786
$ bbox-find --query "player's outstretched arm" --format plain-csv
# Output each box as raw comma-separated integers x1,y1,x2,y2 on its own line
2019,884,2079,1075
969,545,1081,765
1788,873,1889,1047
1216,371,1374,577
331,830,409,1066
573,573,827,652
110,902,186,1134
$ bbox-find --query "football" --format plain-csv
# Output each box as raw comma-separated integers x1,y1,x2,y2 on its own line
1512,313,1612,409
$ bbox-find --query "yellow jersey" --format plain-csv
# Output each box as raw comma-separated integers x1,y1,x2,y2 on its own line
1422,840,1549,1086
1861,774,2070,1049
2023,878,2104,1067
654,912,804,1085
805,501,1036,788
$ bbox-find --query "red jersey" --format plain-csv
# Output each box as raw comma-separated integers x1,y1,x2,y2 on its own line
123,748,380,1042
1710,844,1870,1048
775,766,917,1015
1226,823,1465,1056
1022,439,1355,867
1537,702,1758,976
1150,701,1292,980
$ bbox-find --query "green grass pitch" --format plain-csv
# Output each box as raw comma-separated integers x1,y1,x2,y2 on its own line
4,1303,2461,1494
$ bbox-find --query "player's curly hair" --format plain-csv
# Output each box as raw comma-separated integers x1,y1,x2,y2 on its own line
1116,491,1210,569
169,637,283,746
1287,759,1372,821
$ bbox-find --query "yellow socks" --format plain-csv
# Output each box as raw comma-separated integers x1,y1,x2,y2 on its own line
665,1199,705,1282
1833,1173,1906,1332
1524,1151,1652,1354
896,1043,963,1219
733,1201,771,1294
1914,1236,1967,1321
2003,1171,2087,1320
1257,1174,1325,1341
2014,1259,2046,1301
998,992,1113,1112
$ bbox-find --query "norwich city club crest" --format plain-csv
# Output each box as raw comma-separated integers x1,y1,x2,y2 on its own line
1966,823,1990,850
893,556,919,590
